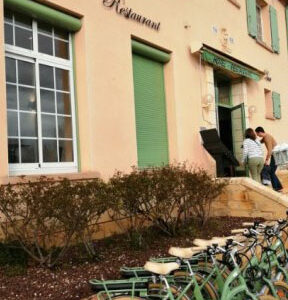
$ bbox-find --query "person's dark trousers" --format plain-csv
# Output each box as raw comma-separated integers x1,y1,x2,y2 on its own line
269,156,283,191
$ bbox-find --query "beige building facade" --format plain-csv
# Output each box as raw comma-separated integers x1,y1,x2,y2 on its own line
0,0,288,181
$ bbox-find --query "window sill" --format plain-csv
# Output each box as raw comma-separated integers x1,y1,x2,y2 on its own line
2,171,101,185
227,0,241,8
255,39,275,53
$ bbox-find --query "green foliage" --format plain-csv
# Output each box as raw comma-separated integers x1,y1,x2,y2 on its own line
0,165,226,266
0,177,107,268
108,164,226,237
181,167,226,225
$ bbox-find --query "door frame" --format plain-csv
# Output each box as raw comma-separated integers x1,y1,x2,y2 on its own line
230,103,248,176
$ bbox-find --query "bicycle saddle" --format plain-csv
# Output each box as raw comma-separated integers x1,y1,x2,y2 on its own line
144,261,180,275
211,237,233,247
168,246,204,259
193,238,215,247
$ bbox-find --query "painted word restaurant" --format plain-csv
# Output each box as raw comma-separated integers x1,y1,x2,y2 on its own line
0,0,288,182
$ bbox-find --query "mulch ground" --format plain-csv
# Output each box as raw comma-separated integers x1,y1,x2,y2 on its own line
0,216,261,300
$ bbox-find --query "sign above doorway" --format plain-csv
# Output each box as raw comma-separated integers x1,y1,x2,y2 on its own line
103,0,161,31
201,48,262,81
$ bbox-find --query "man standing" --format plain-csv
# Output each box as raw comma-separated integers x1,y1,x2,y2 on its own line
255,127,283,192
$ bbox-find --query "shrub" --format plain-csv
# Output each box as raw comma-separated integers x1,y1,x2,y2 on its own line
50,178,107,259
181,168,226,225
108,164,226,236
0,177,107,267
107,170,149,248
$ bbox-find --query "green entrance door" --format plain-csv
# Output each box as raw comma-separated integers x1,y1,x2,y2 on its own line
132,53,169,168
231,103,246,176
215,73,246,176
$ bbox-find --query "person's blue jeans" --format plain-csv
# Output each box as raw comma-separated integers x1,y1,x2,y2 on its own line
270,156,283,191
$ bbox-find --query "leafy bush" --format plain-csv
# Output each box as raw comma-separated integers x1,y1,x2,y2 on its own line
50,178,107,259
107,170,149,248
108,164,226,237
0,177,107,267
0,165,226,266
181,168,226,224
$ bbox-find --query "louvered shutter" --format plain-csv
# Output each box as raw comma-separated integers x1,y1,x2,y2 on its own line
132,53,169,168
272,92,281,119
270,6,280,53
246,0,257,38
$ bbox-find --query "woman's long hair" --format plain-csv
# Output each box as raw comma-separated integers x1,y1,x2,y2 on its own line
245,128,256,140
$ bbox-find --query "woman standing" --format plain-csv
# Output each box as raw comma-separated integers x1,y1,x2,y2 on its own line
242,128,264,183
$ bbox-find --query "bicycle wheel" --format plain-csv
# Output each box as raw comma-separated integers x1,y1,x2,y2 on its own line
195,261,231,288
226,293,277,300
148,283,189,300
271,281,288,299
173,271,218,299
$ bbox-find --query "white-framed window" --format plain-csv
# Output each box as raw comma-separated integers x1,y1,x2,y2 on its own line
4,9,78,176
256,4,263,41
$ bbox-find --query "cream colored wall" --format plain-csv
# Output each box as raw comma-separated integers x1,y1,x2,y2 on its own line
1,0,288,180
0,3,8,178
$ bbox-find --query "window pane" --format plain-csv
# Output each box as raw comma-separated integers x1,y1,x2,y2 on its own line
18,61,35,86
54,28,69,40
41,89,55,113
43,139,57,162
4,10,13,23
15,13,32,29
5,58,16,83
58,116,72,138
59,140,73,162
40,65,54,89
21,139,38,163
4,24,13,45
56,68,69,91
20,112,37,137
15,27,33,50
42,114,56,138
7,111,18,136
8,139,20,163
38,34,53,56
38,22,52,35
6,84,17,109
19,87,36,111
54,39,69,59
57,92,71,115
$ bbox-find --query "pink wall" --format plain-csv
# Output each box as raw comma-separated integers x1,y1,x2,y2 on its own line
0,0,288,180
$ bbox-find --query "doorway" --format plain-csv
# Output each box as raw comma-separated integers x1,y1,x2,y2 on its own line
218,106,233,152
214,72,246,176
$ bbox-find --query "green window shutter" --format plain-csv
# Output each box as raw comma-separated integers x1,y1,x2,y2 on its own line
270,6,280,53
246,0,257,38
131,40,171,63
272,91,281,119
132,53,169,168
4,0,81,32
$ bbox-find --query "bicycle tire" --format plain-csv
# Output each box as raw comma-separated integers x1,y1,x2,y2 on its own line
195,261,231,286
173,271,218,299
148,283,189,300
269,280,288,299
